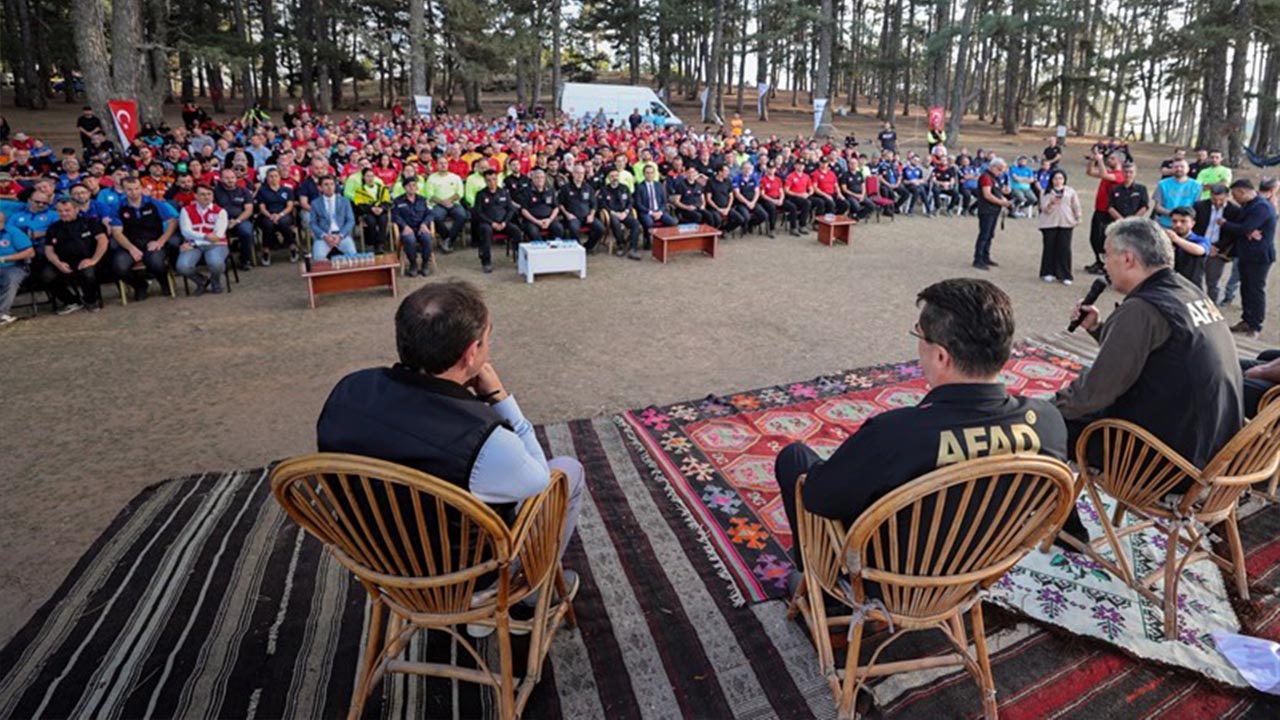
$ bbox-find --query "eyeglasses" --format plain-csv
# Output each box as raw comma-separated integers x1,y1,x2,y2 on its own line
908,322,943,348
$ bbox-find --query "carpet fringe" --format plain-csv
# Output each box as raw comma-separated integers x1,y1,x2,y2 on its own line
613,415,748,608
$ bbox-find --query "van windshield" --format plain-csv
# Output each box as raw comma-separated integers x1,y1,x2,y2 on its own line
650,102,670,118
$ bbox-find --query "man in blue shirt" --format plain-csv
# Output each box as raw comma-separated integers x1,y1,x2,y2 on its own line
110,177,179,299
1007,156,1037,216
0,211,34,325
1166,206,1211,288
1152,159,1202,229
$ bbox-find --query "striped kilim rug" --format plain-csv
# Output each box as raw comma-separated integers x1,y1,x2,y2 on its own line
4,334,1280,719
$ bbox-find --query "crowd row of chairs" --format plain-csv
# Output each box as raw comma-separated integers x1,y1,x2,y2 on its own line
267,390,1280,719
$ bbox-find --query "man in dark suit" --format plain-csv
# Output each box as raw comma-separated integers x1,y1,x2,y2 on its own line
1196,183,1236,299
1221,179,1278,338
775,279,1076,578
634,164,675,241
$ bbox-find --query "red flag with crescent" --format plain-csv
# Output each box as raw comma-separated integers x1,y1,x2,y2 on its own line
108,99,139,147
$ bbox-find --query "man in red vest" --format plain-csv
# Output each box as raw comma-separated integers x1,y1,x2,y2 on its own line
176,185,230,294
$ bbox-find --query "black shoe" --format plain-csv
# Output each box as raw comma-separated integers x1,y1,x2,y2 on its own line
422,263,433,277
406,267,418,277
239,262,252,272
134,285,149,302
210,284,224,295
986,259,1000,267
289,247,300,263
614,247,626,257
482,263,493,274
193,275,209,295
1084,262,1104,275
973,261,990,270
260,251,271,267
627,249,643,260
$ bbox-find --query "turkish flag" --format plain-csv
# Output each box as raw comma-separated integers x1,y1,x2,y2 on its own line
928,106,946,132
108,99,139,147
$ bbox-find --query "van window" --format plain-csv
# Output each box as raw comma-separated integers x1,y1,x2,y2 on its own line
650,102,671,118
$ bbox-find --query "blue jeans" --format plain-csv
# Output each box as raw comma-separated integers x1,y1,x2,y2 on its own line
974,212,999,263
229,220,254,262
0,263,28,315
431,204,469,242
1223,261,1242,303
312,236,358,259
175,245,230,289
397,225,433,267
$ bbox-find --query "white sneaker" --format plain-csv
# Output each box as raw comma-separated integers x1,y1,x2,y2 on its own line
0,313,17,325
56,302,83,316
1061,278,1073,286
1041,275,1056,283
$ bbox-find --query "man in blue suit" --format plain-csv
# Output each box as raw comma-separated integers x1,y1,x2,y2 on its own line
309,175,358,260
1221,179,1277,338
633,164,674,246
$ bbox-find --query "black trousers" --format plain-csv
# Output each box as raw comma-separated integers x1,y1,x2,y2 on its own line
676,207,715,225
358,207,388,251
934,187,961,213
974,212,999,264
810,195,849,217
473,221,524,265
1242,350,1280,417
110,246,170,293
1039,227,1074,281
783,196,811,228
760,199,783,230
904,184,932,214
258,214,297,249
1239,260,1272,331
564,216,604,249
774,442,823,571
1088,210,1111,264
741,203,769,231
40,250,105,305
522,217,566,241
605,212,641,251
708,208,741,233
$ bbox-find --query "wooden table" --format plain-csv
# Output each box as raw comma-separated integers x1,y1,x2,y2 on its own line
816,214,857,246
651,224,721,263
300,254,400,308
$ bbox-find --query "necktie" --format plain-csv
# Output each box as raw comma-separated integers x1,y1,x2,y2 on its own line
648,182,656,210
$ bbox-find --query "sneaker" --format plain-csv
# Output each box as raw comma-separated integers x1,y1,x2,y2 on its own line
442,240,455,254
239,261,253,272
210,284,224,295
86,303,101,313
422,263,433,277
0,313,18,325
627,249,643,260
406,266,418,277
1041,275,1056,283
260,251,271,267
482,263,493,274
289,248,300,263
1061,278,1073,286
56,302,83,316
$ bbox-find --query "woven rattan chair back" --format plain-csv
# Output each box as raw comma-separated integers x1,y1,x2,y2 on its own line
271,453,513,618
843,454,1075,621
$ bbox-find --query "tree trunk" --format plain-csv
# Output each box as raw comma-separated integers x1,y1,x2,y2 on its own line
112,0,144,103
704,0,727,122
928,0,951,107
629,0,641,84
72,0,113,125
408,0,426,97
137,0,169,123
1253,41,1279,153
1225,0,1253,166
553,0,563,110
946,0,975,142
735,0,748,114
262,0,280,108
1000,0,1023,134
814,0,834,136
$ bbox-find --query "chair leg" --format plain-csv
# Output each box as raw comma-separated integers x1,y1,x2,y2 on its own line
1224,511,1251,600
497,609,518,720
1162,529,1181,640
1087,482,1134,584
348,597,387,720
555,566,577,630
837,617,865,720
117,280,129,306
970,602,998,720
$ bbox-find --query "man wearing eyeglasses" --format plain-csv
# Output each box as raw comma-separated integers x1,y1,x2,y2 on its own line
774,278,1077,580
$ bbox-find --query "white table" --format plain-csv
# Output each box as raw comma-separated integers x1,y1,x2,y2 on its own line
517,241,587,283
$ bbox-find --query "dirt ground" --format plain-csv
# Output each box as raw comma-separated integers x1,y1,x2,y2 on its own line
1,96,1277,646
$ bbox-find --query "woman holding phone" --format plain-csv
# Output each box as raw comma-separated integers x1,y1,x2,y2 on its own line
1037,168,1083,284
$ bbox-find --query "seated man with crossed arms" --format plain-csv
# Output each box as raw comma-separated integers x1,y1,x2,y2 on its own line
775,278,1074,582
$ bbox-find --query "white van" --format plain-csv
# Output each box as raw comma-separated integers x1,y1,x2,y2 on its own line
559,83,684,128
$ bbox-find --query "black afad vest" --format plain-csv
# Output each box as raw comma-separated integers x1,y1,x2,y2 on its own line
1109,268,1243,468
316,365,516,521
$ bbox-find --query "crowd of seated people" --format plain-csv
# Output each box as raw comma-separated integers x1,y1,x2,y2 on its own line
0,102,1100,323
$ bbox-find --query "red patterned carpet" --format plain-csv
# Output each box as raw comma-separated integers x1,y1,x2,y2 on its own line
621,342,1085,604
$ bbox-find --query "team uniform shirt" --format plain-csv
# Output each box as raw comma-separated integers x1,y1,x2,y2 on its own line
112,197,178,246
1194,165,1232,200
672,178,705,207
523,186,557,219
179,202,228,244
256,184,295,214
784,172,812,196
214,184,255,223
600,183,633,213
424,173,464,206
760,175,784,201
473,187,518,225
976,172,1004,216
705,177,735,210
45,217,105,259
7,206,58,249
0,224,32,267
810,168,840,195
733,173,761,202
1094,175,1119,212
877,129,898,152
1108,183,1149,218
933,166,957,187
558,181,597,219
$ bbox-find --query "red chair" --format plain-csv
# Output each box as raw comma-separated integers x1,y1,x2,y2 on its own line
863,176,896,222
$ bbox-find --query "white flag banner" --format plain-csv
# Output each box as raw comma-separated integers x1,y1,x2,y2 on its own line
413,95,433,117
757,82,769,116
699,87,710,121
813,98,829,133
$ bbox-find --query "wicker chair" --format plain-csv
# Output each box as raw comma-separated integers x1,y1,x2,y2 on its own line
788,454,1075,719
1258,386,1280,501
270,453,577,720
1059,401,1280,638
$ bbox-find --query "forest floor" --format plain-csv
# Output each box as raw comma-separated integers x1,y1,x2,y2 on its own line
1,93,1276,646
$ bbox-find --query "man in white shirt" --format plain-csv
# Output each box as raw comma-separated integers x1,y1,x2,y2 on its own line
176,185,230,294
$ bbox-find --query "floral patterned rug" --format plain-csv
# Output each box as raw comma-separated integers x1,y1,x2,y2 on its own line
988,489,1248,687
619,341,1086,604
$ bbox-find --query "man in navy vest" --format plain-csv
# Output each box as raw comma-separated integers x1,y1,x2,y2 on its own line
316,281,584,633
1056,217,1242,475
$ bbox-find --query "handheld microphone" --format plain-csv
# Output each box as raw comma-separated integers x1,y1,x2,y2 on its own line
1068,278,1109,333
